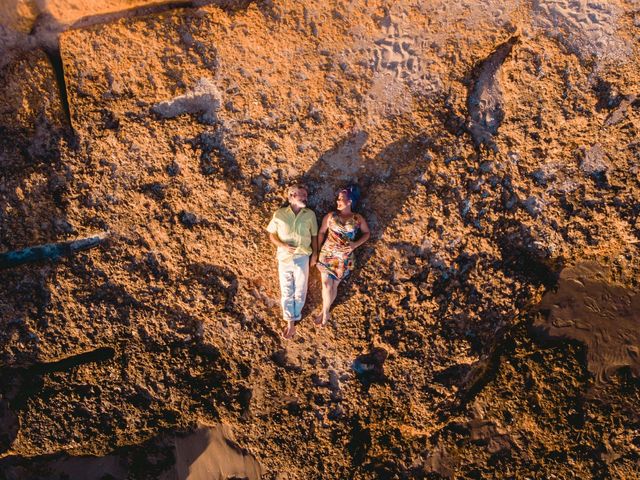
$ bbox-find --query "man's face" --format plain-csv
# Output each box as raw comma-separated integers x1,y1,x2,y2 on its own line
288,187,308,208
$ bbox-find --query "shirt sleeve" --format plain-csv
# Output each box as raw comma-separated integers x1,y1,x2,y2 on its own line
310,212,318,236
266,212,278,234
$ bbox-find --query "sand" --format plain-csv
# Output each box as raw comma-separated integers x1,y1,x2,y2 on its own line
168,424,262,480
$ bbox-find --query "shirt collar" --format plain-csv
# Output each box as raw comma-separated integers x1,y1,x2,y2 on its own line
287,206,307,215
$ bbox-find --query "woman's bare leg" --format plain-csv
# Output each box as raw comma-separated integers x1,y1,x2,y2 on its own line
321,275,340,325
330,278,340,306
316,273,334,326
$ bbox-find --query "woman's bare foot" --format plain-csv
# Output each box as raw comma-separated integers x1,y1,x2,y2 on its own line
282,321,296,339
314,313,329,327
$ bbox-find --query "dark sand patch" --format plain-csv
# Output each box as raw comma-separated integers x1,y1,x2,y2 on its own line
534,262,640,383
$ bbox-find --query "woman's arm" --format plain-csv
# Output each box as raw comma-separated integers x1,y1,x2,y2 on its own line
317,213,331,248
349,215,370,251
310,234,318,267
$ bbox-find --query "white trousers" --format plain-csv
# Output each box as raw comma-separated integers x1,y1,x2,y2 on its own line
278,255,310,322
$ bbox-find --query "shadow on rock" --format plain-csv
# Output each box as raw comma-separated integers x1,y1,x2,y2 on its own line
0,347,116,455
352,347,388,389
495,221,561,289
302,130,434,311
187,262,239,314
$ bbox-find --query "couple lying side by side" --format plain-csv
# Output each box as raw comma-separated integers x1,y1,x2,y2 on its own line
267,183,370,339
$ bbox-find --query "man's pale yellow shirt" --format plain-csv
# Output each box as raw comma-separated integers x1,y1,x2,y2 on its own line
267,206,318,261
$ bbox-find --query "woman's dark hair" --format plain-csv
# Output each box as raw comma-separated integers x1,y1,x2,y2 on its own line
341,184,361,211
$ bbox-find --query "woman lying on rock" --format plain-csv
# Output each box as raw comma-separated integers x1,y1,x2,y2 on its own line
315,184,370,327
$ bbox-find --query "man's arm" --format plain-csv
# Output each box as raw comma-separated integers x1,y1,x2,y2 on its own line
269,232,296,253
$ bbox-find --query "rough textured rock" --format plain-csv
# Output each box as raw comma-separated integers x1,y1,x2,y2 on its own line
0,0,254,68
1,0,640,478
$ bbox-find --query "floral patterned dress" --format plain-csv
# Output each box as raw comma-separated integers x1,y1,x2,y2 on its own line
317,212,361,281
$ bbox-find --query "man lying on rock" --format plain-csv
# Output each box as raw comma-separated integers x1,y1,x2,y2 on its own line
267,183,318,339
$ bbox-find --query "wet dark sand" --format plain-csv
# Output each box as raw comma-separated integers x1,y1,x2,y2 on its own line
534,262,640,383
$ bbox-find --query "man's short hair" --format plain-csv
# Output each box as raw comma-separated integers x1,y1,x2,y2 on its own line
287,183,307,196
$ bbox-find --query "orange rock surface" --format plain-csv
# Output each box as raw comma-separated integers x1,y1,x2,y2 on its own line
1,1,639,478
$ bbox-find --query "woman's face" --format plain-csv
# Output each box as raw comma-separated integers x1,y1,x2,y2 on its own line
336,191,350,210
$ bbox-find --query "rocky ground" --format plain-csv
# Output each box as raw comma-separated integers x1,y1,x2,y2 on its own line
1,0,639,479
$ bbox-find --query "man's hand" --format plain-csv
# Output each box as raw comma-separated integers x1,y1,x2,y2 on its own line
310,253,318,267
269,233,296,254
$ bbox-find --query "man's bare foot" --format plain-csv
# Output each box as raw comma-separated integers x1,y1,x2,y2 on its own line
282,321,296,339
